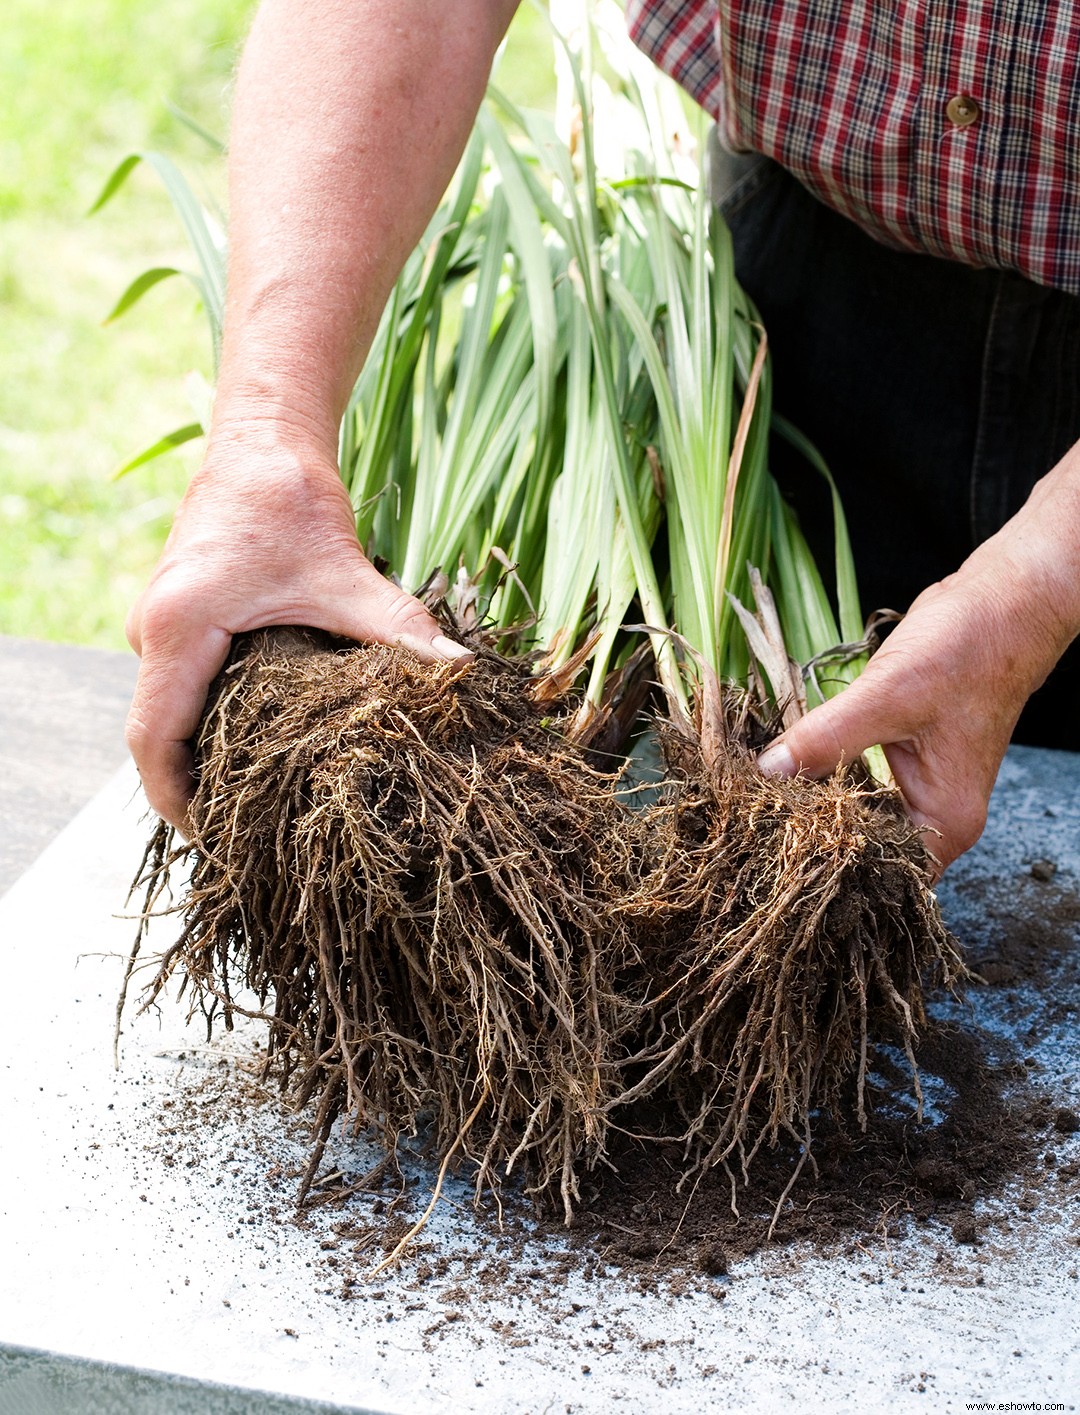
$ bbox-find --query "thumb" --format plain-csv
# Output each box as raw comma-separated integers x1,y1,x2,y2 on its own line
756,674,900,780
309,555,473,666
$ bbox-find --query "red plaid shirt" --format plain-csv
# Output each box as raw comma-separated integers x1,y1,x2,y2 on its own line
626,0,1080,294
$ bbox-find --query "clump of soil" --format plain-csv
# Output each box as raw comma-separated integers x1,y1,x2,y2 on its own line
953,869,1080,989
619,717,963,1209
132,628,646,1219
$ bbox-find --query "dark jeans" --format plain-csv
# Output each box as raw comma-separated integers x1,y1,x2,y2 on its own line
709,139,1080,751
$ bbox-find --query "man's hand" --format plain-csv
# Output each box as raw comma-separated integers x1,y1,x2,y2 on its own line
757,450,1080,875
126,428,468,832
757,571,1041,874
124,0,519,830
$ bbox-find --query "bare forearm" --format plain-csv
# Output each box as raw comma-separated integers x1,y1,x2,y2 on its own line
214,0,519,449
128,0,504,826
989,441,1080,670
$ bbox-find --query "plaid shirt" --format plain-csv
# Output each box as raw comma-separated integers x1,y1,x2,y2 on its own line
625,0,1080,294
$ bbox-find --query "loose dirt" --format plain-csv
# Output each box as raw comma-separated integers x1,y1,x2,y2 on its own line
143,958,1074,1303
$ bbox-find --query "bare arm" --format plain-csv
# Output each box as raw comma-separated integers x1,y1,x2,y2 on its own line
126,0,520,830
758,445,1080,873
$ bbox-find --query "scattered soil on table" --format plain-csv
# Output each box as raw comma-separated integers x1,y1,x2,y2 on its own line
953,880,1080,988
566,1021,1035,1276
141,994,1078,1315
554,864,1079,1284
298,863,1078,1293
144,965,1073,1298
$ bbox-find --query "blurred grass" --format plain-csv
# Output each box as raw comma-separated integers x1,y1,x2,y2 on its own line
0,0,554,649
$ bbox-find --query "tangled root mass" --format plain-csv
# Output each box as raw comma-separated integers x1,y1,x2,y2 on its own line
132,630,962,1222
137,629,644,1219
623,723,962,1211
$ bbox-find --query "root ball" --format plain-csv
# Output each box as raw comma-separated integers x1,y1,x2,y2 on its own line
621,729,963,1188
143,628,645,1218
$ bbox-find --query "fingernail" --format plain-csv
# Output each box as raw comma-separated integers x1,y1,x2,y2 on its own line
757,742,797,778
398,632,472,663
432,634,474,663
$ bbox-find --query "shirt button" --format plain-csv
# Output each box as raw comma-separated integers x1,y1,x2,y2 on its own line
946,93,980,127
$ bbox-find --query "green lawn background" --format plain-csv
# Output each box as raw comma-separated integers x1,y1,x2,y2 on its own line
0,0,553,649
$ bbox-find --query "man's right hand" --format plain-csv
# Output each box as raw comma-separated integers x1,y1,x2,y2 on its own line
125,425,470,833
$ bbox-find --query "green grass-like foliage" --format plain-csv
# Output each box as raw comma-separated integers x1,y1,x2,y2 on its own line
102,12,869,730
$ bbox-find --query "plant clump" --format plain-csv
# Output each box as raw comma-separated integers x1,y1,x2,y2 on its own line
120,20,962,1242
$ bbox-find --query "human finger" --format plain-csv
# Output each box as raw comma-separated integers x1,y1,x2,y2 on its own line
307,555,473,664
125,621,233,831
754,663,911,784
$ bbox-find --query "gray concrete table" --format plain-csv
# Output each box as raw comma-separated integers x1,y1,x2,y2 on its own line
0,639,364,1415
0,638,1077,1414
0,635,136,896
